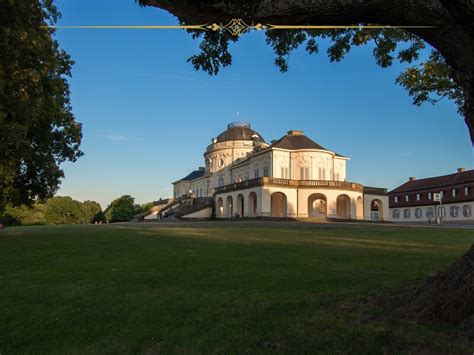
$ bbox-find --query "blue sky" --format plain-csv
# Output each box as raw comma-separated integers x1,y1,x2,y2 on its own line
55,0,473,208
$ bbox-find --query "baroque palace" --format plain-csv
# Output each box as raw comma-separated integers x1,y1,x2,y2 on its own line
171,123,388,220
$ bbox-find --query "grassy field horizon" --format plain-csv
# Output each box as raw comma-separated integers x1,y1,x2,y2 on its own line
1,221,473,353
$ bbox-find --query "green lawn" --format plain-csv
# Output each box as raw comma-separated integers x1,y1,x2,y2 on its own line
0,221,473,354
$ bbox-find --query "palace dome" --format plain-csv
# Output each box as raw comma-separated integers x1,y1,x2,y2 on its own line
215,122,265,143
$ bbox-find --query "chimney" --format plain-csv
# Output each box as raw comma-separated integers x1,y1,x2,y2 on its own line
457,167,465,173
287,130,304,136
409,176,416,181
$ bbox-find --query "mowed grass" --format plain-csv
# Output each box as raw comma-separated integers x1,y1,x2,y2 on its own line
0,221,473,354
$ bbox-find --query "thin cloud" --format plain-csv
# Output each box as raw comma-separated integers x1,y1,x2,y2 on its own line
399,152,414,157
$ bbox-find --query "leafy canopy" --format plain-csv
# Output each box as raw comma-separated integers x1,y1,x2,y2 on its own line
0,0,83,211
104,195,138,223
186,28,464,117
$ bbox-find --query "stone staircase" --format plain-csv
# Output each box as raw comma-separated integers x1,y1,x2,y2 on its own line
157,195,213,220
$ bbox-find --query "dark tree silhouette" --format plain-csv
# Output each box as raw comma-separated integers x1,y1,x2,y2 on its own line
0,1,83,211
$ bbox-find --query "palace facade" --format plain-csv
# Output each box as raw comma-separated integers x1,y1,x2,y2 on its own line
172,123,388,220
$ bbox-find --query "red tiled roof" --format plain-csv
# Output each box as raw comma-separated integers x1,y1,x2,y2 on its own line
390,170,474,194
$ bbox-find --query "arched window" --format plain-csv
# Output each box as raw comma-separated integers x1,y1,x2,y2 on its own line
450,206,459,218
426,207,434,218
415,208,422,218
403,209,411,219
392,209,400,219
463,205,472,217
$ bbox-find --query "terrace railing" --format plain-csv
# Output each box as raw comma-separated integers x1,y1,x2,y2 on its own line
362,186,388,195
214,177,364,194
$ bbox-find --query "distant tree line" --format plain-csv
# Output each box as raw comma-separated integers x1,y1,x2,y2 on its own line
0,195,154,226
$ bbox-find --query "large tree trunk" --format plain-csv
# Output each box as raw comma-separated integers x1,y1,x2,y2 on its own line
140,0,474,142
400,244,474,326
383,244,474,345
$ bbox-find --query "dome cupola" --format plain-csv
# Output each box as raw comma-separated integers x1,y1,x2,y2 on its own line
215,122,265,143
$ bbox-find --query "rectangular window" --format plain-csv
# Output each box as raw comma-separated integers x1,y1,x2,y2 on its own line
254,169,259,178
280,167,289,179
465,187,469,196
440,191,444,198
334,172,340,181
428,192,432,200
416,193,420,201
319,167,326,180
263,167,269,177
452,189,456,197
405,195,409,202
245,172,249,181
438,207,446,217
394,196,399,203
300,167,310,180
